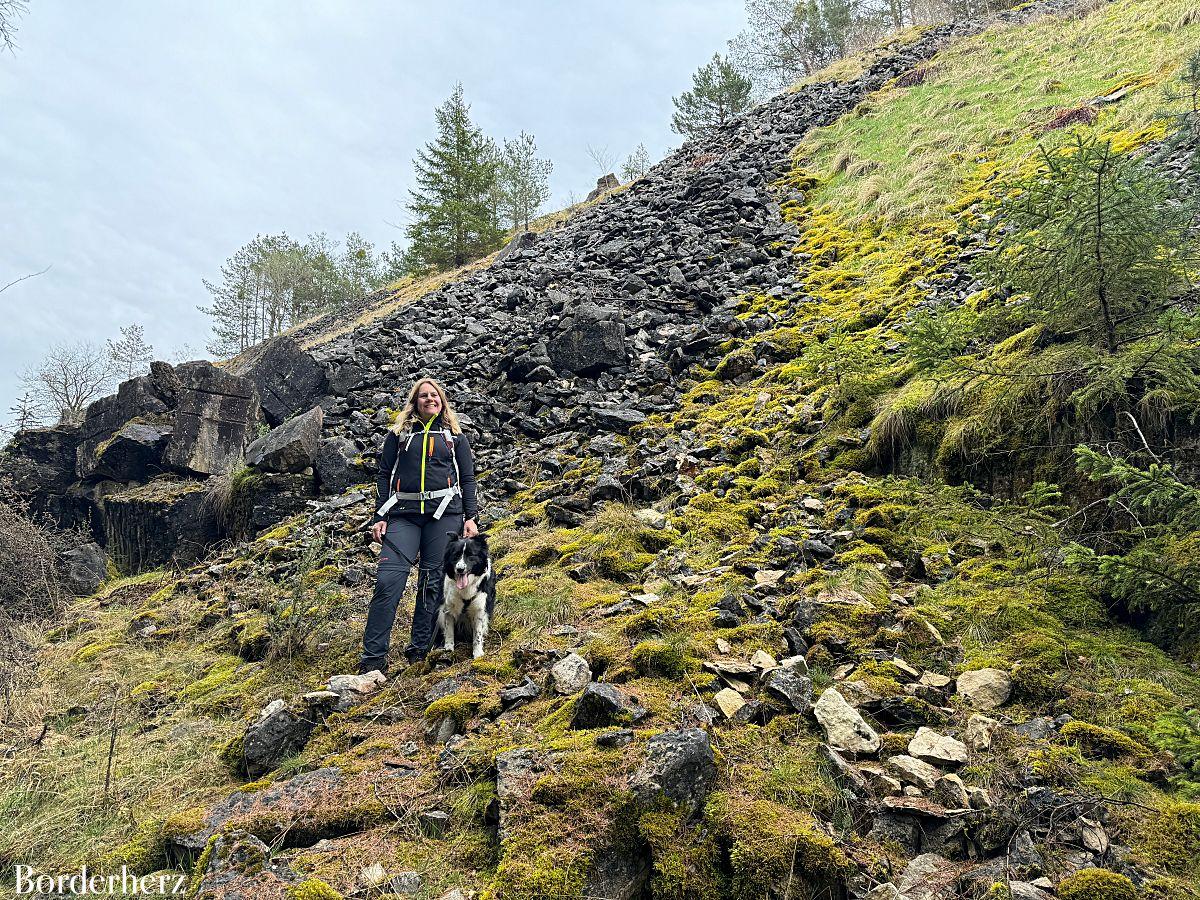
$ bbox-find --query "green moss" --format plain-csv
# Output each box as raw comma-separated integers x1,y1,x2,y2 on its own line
1059,720,1148,760
629,639,690,677
1135,802,1200,878
1056,869,1137,900
706,791,849,899
285,878,344,900
425,688,489,727
638,808,720,900
99,818,166,875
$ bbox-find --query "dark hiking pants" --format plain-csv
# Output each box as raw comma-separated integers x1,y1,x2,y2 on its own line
360,512,463,672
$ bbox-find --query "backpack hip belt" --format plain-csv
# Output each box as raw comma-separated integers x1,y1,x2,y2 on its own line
376,484,462,520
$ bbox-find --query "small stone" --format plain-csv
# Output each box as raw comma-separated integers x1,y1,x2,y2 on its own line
932,773,970,809
418,809,451,837
918,671,954,690
956,668,1012,710
750,649,777,670
887,754,942,790
892,657,920,681
550,652,592,695
908,727,969,766
965,714,1000,750
713,688,746,719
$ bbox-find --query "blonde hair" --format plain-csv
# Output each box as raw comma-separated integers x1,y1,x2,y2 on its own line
390,376,463,435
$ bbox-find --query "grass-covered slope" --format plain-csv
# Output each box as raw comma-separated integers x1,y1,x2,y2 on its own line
4,1,1200,898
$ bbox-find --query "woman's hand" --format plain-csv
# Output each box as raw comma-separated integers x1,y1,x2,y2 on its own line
370,520,387,543
463,518,479,538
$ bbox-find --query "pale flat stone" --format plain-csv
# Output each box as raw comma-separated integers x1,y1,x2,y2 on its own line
956,668,1012,710
814,688,880,755
908,727,969,766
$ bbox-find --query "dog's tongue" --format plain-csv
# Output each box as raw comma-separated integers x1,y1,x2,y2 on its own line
456,574,469,591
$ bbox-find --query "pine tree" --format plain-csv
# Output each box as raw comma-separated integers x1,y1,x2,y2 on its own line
106,324,154,380
983,133,1194,354
671,53,754,139
497,131,553,231
620,143,652,181
728,0,858,94
402,85,505,274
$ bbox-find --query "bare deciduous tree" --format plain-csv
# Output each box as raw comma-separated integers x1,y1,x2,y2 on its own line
585,143,617,175
0,0,29,54
20,341,116,425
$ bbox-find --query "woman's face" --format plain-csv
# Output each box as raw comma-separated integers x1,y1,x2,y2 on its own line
415,383,442,419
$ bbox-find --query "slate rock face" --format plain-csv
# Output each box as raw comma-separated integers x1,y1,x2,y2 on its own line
245,406,324,473
0,424,85,527
240,472,317,537
230,336,328,427
313,436,366,495
164,362,260,476
97,479,218,572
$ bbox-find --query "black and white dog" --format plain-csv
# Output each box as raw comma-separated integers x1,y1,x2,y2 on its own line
437,532,497,659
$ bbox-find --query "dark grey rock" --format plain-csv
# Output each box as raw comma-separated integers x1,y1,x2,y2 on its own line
245,406,324,474
242,699,319,777
230,336,328,427
629,728,716,819
61,542,107,596
164,361,260,476
762,667,814,714
571,683,648,729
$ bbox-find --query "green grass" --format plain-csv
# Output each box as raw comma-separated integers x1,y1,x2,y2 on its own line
798,0,1197,220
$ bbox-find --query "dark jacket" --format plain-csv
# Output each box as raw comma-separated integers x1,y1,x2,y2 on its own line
371,413,478,524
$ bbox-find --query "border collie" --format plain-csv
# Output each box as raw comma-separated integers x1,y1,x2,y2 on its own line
437,532,496,659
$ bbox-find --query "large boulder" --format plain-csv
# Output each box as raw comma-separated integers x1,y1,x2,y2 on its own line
548,302,628,376
244,406,323,474
97,479,218,572
629,728,716,819
164,362,260,476
229,336,328,427
76,375,171,479
814,687,881,756
88,420,173,482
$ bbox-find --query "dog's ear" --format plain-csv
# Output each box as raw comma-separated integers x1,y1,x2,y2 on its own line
445,530,461,541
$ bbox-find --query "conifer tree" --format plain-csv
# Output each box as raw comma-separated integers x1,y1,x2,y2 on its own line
401,85,504,274
497,131,553,231
620,143,652,181
671,53,754,139
106,324,154,380
984,134,1194,354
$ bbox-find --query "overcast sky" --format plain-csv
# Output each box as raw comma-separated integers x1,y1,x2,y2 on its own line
0,1,746,426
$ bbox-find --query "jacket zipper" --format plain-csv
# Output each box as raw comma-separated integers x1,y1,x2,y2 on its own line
419,415,435,513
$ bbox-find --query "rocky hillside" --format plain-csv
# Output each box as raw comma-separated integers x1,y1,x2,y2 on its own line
3,0,1200,897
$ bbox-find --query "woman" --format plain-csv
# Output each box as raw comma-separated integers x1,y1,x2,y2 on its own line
359,377,479,676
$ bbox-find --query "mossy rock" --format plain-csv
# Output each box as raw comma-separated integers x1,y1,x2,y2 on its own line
1058,720,1147,760
1056,869,1136,900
